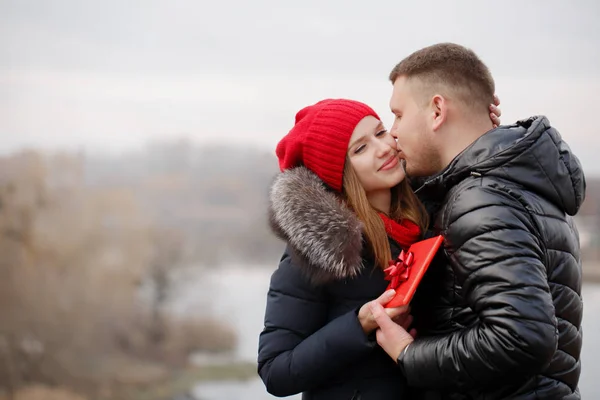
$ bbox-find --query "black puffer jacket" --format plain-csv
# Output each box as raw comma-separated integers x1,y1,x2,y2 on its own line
258,167,410,400
403,116,585,400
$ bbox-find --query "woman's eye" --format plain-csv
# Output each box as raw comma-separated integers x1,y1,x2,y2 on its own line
376,130,387,137
354,144,366,154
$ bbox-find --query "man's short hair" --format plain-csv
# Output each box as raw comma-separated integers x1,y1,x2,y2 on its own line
389,43,495,111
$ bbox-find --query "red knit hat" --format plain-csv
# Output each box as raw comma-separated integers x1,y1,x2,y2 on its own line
276,99,380,192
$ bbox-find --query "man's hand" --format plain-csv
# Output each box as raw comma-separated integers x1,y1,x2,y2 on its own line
489,94,502,128
392,312,417,338
370,301,415,362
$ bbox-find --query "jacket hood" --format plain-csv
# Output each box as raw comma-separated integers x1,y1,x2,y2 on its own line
418,116,586,216
268,166,364,283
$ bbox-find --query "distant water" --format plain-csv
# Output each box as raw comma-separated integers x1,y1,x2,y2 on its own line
172,266,599,400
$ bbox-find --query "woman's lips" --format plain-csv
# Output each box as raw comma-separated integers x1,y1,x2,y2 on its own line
379,156,399,171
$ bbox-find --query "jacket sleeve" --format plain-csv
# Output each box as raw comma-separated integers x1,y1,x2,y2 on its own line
257,248,376,397
401,184,558,391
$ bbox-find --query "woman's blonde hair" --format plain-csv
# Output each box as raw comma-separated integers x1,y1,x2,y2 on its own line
342,157,429,269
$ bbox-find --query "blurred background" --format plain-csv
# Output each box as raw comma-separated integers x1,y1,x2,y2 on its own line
1,1,598,399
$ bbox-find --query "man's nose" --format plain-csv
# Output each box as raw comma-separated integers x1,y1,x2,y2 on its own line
389,127,401,150
390,123,399,140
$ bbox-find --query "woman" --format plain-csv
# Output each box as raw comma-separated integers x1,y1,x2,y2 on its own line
258,99,500,399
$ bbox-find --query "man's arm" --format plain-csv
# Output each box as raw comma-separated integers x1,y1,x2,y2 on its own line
373,185,558,391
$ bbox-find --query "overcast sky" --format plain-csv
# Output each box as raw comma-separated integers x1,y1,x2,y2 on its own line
1,0,599,174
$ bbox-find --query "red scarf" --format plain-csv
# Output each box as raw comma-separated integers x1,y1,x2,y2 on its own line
379,213,421,250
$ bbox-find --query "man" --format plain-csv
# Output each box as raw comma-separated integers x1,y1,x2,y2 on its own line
371,43,585,399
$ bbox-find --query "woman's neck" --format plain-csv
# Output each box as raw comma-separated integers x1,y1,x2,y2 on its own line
367,189,392,215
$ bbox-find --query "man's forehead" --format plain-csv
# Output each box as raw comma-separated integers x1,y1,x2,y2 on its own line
391,78,409,107
393,76,415,92
392,76,425,105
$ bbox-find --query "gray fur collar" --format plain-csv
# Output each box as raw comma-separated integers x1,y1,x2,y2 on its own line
268,166,364,284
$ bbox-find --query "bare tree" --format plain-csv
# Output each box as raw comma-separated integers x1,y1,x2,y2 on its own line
147,228,185,344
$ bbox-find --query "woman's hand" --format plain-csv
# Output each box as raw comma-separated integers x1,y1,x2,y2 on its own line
489,94,502,128
358,290,410,334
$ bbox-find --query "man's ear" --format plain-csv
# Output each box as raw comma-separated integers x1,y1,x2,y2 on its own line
430,95,447,132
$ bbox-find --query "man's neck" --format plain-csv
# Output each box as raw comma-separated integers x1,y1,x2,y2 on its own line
367,189,392,215
440,116,494,169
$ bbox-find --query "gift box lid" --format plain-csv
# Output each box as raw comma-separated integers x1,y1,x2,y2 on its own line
384,235,444,308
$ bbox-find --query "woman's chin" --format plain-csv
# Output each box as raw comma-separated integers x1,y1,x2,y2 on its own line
392,166,406,186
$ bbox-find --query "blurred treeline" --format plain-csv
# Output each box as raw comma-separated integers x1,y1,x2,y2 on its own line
0,139,281,399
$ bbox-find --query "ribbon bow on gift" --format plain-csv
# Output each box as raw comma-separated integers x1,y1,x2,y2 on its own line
384,250,414,290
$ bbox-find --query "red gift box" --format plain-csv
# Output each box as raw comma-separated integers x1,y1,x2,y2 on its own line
384,235,444,308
